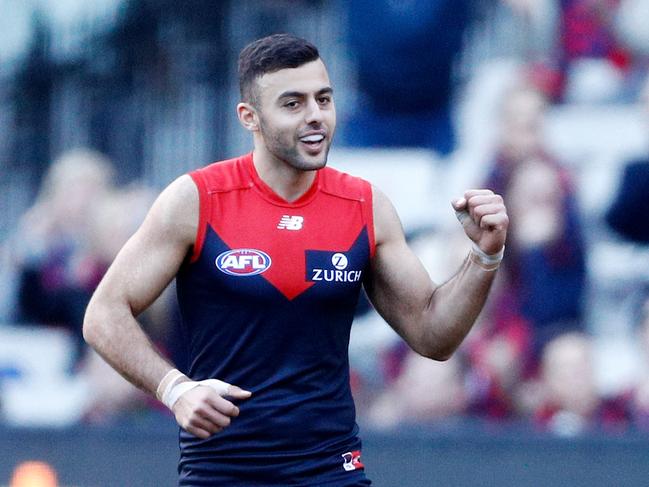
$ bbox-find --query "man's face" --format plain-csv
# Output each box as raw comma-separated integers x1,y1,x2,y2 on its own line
252,59,336,171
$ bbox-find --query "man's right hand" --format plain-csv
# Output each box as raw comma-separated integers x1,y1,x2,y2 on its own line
172,382,252,439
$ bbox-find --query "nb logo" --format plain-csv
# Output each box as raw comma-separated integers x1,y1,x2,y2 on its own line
277,215,304,230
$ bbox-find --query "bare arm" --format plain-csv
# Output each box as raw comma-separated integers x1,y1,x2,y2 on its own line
364,187,509,361
83,175,250,438
83,175,196,393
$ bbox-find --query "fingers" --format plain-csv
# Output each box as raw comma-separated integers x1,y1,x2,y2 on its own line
451,191,507,228
184,424,213,440
183,413,224,439
173,382,252,439
452,189,493,208
464,189,496,199
451,198,467,211
479,212,509,231
204,391,242,419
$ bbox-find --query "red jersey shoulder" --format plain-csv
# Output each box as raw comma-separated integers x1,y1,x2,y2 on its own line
191,154,252,193
320,166,372,202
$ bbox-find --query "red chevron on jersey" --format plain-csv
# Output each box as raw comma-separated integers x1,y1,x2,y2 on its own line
188,153,375,300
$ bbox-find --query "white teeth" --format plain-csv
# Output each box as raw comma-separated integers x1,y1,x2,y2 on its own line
301,134,324,143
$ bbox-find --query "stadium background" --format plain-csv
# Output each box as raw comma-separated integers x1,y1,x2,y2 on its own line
1,0,649,485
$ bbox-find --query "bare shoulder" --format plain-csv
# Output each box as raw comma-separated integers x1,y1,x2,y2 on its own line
371,184,406,246
144,174,198,247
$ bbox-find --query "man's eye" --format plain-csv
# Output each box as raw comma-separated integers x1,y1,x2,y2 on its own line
284,101,299,108
318,97,331,105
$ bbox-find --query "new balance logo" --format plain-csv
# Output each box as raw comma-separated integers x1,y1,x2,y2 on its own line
277,215,304,230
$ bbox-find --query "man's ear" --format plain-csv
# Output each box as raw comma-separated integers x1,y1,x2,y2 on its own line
237,102,259,132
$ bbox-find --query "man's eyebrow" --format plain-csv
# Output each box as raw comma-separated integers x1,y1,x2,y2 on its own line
277,87,334,99
278,91,305,100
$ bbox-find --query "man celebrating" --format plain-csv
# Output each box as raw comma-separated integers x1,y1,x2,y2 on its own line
83,34,508,486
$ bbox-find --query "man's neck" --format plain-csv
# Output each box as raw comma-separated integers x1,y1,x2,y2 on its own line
252,150,317,202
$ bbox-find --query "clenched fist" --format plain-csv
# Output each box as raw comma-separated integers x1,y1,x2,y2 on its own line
452,189,508,256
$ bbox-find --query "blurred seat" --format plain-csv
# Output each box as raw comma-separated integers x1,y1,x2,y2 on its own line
0,324,88,426
328,148,442,233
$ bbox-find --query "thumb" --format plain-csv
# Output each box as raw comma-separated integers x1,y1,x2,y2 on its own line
226,384,253,399
199,379,252,399
451,197,466,211
451,198,470,225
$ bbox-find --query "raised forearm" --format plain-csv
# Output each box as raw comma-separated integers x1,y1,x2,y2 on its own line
421,254,498,360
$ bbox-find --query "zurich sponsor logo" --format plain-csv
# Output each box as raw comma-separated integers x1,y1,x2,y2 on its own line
331,253,348,270
311,252,362,283
216,249,271,277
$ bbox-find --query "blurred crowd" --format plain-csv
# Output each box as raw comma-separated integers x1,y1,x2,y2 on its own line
351,70,649,436
0,148,170,424
1,0,649,435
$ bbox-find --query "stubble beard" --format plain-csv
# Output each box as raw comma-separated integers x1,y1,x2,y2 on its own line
259,119,331,172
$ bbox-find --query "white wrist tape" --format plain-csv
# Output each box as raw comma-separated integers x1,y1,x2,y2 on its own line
454,208,504,269
161,376,231,410
454,208,470,224
156,369,185,403
470,241,504,268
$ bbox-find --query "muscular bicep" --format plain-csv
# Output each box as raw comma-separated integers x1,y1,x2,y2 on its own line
93,175,198,316
364,186,437,349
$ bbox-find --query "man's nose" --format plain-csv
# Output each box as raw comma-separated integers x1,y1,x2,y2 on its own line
304,98,323,124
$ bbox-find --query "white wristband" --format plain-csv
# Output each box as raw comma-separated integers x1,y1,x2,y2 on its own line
162,377,232,410
471,242,504,265
454,209,470,224
156,368,185,403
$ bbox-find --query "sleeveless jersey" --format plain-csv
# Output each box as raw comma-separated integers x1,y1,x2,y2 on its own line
175,153,375,486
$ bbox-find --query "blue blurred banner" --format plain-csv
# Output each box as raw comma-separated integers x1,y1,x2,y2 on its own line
1,422,649,487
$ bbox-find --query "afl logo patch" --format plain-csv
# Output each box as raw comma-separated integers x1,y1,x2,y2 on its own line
216,249,271,276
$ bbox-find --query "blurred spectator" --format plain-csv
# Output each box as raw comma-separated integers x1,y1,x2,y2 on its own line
344,0,475,155
79,183,180,423
464,302,532,419
558,0,632,103
6,148,176,424
509,0,644,102
13,148,116,356
366,352,467,429
462,84,586,419
79,349,150,424
486,84,586,357
534,332,630,434
606,74,649,243
560,1,630,73
534,332,599,434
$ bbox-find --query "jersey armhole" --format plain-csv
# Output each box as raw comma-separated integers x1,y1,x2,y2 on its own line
188,169,210,263
361,182,376,258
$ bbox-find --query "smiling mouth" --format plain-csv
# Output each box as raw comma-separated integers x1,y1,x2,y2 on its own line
300,134,325,145
299,134,327,154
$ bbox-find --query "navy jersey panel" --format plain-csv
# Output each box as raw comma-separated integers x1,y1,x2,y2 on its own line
174,153,374,484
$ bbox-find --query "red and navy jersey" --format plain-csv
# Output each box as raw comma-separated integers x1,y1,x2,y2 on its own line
175,153,374,485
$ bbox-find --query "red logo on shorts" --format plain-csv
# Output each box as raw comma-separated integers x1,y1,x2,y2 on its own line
341,450,364,472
